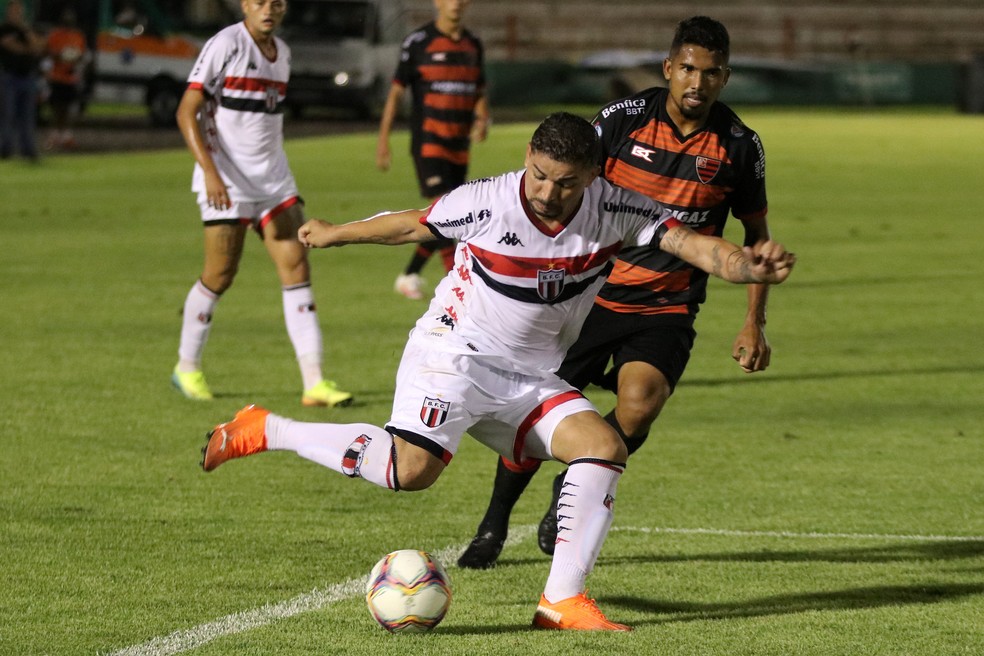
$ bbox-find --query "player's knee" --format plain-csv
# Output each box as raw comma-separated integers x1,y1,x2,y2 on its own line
201,268,236,294
393,441,445,491
617,377,671,436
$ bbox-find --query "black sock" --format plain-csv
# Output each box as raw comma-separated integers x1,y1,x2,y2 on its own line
475,457,538,536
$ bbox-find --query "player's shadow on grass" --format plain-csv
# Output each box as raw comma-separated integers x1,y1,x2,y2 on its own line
604,538,984,566
678,362,984,388
605,582,984,626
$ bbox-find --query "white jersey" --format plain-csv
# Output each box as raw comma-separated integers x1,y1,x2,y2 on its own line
187,22,295,200
415,170,676,375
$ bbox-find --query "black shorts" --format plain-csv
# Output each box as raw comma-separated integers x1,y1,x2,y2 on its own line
413,155,467,198
557,304,697,393
48,82,80,107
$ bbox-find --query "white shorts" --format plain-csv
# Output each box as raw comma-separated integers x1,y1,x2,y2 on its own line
197,191,302,230
386,335,597,467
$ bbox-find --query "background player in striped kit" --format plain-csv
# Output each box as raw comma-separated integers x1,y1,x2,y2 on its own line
171,0,352,408
459,16,780,569
376,0,490,300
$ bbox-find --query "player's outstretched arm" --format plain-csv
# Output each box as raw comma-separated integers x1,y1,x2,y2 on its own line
661,225,796,284
298,209,436,248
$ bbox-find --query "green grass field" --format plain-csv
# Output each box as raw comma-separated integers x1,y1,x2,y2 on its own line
1,108,982,655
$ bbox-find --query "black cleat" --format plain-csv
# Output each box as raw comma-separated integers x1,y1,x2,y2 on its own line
457,530,506,569
537,470,566,556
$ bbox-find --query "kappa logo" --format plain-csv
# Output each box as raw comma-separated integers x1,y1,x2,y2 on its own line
631,144,656,162
696,156,722,184
497,231,524,247
420,397,451,428
247,59,258,70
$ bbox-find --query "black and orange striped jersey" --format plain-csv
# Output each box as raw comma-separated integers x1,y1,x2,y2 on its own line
394,22,485,166
592,87,768,321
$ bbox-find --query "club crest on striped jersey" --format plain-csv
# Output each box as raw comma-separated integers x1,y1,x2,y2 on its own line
537,268,566,302
264,84,279,113
420,397,451,428
695,156,722,184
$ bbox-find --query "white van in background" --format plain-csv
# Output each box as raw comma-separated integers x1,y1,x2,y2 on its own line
29,0,406,124
279,0,406,118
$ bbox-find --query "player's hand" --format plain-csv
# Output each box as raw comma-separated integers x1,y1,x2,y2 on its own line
204,170,231,211
298,219,336,248
733,322,771,373
376,141,391,172
744,241,796,284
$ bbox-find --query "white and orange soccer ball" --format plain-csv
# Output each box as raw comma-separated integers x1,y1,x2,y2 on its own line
365,549,452,633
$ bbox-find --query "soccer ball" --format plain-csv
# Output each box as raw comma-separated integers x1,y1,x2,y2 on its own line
365,549,452,633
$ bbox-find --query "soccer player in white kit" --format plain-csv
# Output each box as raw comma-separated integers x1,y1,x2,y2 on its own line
201,113,796,631
171,0,352,407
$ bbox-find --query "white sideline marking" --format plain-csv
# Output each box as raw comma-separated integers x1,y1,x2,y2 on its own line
107,523,983,655
105,526,535,656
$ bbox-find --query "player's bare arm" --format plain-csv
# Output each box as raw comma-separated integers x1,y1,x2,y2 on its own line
661,225,795,284
176,87,229,210
299,210,436,248
734,216,773,372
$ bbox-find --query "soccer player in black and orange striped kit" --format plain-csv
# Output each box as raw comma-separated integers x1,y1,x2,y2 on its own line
376,0,490,300
459,16,777,568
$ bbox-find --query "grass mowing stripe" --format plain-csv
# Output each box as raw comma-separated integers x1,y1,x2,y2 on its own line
106,523,978,655
105,526,536,656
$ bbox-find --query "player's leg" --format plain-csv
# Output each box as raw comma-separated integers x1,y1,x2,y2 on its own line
201,403,444,491
394,159,461,298
173,220,247,400
458,307,617,568
261,201,352,407
532,406,631,631
536,322,696,553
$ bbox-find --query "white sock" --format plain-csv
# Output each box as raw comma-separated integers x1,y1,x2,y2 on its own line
542,458,624,603
177,280,219,372
282,283,324,390
265,414,399,490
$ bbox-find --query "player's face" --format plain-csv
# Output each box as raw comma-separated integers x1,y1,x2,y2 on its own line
242,0,287,36
523,147,600,224
435,0,469,23
663,45,730,122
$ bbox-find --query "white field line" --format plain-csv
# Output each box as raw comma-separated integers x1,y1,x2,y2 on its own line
106,523,983,655
611,526,984,542
105,526,535,656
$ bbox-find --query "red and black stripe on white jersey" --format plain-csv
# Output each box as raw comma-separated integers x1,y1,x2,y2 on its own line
592,87,768,319
395,22,485,165
415,170,676,374
186,22,294,199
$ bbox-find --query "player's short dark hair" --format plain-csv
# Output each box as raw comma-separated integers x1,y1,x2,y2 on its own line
671,16,730,62
529,112,601,170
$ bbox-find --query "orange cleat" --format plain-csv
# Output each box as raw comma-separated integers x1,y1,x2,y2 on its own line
532,592,632,632
201,405,270,472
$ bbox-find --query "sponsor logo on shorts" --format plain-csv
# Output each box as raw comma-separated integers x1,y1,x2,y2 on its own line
420,397,451,428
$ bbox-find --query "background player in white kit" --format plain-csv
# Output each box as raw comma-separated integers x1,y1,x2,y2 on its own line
171,0,352,407
200,113,795,631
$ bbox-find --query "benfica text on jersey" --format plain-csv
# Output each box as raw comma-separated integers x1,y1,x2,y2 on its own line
416,170,677,375
394,22,485,166
593,87,768,319
186,22,293,199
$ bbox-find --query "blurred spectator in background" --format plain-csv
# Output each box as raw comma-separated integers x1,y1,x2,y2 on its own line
0,0,45,161
44,6,88,150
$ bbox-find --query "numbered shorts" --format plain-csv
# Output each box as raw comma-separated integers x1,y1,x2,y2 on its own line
385,338,596,469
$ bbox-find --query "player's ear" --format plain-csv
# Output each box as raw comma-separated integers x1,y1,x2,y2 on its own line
524,143,533,168
663,57,672,81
